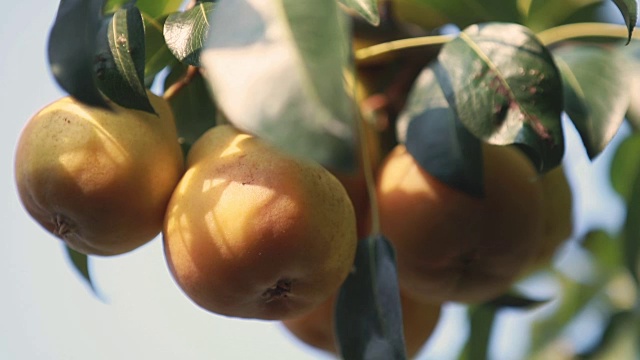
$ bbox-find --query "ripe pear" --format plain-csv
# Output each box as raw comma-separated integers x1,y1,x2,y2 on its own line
530,165,574,269
376,144,545,303
15,93,184,256
163,125,358,320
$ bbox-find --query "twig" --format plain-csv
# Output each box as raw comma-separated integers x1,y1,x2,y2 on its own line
163,65,199,101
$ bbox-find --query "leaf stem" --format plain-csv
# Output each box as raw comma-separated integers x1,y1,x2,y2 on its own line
355,35,455,63
163,65,199,101
536,22,638,46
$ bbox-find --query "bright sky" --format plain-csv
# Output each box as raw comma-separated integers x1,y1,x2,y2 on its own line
0,1,628,360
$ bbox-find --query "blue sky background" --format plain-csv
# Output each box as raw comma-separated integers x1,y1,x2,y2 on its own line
0,1,629,360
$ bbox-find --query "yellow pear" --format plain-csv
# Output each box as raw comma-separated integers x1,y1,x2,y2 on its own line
163,125,358,320
15,93,184,256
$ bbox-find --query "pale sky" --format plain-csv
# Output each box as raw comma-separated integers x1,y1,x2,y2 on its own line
0,1,628,360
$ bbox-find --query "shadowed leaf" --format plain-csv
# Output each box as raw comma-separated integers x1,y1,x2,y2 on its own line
48,0,108,107
164,64,217,148
554,45,629,159
486,293,550,309
397,63,483,197
436,23,564,172
335,234,406,360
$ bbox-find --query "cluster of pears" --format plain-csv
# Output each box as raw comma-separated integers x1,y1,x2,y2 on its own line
15,88,573,357
15,93,359,321
281,128,573,358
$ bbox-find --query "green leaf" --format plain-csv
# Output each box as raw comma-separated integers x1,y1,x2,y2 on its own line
531,230,619,352
393,0,521,30
397,63,484,197
95,6,154,113
578,310,635,359
611,0,638,43
553,45,630,159
104,0,134,14
339,0,380,26
610,133,640,201
136,0,185,18
458,305,497,360
622,174,640,285
164,2,214,66
524,0,603,31
202,0,356,171
335,234,407,360
65,245,97,294
164,63,217,148
485,293,550,309
143,13,177,85
436,23,564,172
621,42,640,130
48,0,108,108
581,230,622,273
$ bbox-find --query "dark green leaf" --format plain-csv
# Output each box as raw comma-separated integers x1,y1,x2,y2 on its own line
103,0,134,14
136,0,184,18
393,0,521,30
164,64,217,147
611,0,638,43
65,245,97,294
164,2,214,66
339,0,380,26
335,234,406,360
524,0,607,31
621,42,640,130
48,0,108,108
143,13,177,85
202,0,356,171
553,45,630,159
458,305,497,360
610,133,640,201
622,174,640,285
95,6,154,113
581,230,622,273
437,23,564,173
397,63,483,197
485,293,550,309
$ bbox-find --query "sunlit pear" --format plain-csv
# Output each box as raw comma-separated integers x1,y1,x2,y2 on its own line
376,144,545,303
15,93,184,256
163,125,358,320
282,290,441,358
